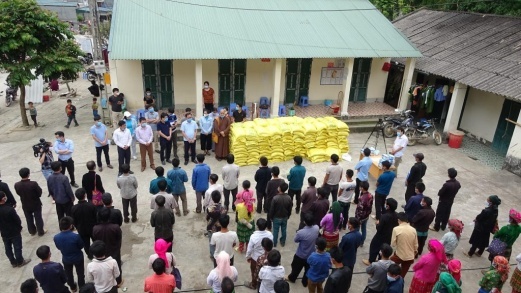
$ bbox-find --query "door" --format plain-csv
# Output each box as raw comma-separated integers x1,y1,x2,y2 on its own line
218,59,246,106
492,99,521,156
284,58,312,104
349,58,372,102
142,60,174,109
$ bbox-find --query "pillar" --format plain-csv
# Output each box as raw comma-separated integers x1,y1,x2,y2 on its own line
271,58,283,117
195,59,203,119
340,58,355,116
443,82,468,133
398,58,416,110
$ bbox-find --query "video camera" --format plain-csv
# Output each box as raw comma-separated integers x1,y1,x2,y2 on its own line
32,138,49,157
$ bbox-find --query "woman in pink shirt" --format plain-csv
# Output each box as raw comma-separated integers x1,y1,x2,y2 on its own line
409,239,448,293
320,201,343,250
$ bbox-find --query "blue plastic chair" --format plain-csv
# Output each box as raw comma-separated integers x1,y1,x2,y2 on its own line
260,108,270,118
299,96,309,107
278,105,287,117
136,108,146,119
230,103,237,112
260,97,269,107
242,106,249,117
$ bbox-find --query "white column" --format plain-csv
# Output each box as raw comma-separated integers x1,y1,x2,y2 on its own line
195,59,203,119
271,58,283,117
398,58,416,111
340,58,355,116
443,82,468,133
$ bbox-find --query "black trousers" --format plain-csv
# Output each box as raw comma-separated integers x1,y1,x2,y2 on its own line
55,201,73,222
434,201,453,231
374,192,387,220
59,158,76,184
183,141,196,161
64,259,85,290
79,232,93,259
160,138,172,162
112,251,122,284
122,196,138,221
354,179,367,203
417,235,428,256
256,190,267,213
339,202,351,229
95,145,111,167
287,254,309,286
369,236,384,263
117,146,131,173
405,184,416,203
204,103,214,113
200,133,212,151
224,187,238,210
22,207,45,235
468,245,486,256
171,131,178,158
326,184,339,202
288,189,302,211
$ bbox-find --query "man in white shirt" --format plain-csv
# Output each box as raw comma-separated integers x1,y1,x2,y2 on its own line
245,218,273,289
210,214,239,267
222,154,240,211
204,174,223,211
87,240,120,293
390,126,408,176
337,169,356,229
112,120,132,176
150,179,178,211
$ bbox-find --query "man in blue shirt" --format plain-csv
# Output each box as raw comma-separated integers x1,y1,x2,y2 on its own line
167,158,189,216
287,212,319,287
306,237,331,292
339,217,362,270
403,182,425,222
199,109,214,156
53,216,85,291
54,131,78,187
33,245,69,293
287,155,306,214
90,115,113,172
180,112,198,165
149,166,173,195
47,161,75,222
354,148,372,203
192,154,211,213
374,161,395,220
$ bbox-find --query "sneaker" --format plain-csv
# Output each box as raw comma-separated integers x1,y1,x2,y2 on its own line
38,230,48,236
155,150,160,154
429,226,439,232
183,211,190,216
132,218,138,223
166,159,172,163
132,156,137,160
71,183,79,188
191,159,197,164
184,160,189,165
362,259,371,266
74,124,79,127
17,259,31,267
162,160,166,166
64,125,69,128
175,212,181,217
124,218,130,223
106,165,114,169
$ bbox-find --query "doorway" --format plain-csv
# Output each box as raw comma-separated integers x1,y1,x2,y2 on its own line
142,60,174,109
349,58,372,102
492,99,521,156
284,58,312,104
218,59,246,107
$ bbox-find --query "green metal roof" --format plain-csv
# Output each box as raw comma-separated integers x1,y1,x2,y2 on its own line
37,0,77,7
108,0,422,60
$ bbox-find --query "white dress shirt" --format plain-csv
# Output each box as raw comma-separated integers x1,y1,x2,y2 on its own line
246,230,273,261
113,127,132,148
204,183,223,210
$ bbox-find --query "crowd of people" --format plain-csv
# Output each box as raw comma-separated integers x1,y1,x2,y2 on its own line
2,85,521,293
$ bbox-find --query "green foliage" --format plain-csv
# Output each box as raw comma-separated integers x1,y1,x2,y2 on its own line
0,0,83,126
77,14,85,22
99,22,111,46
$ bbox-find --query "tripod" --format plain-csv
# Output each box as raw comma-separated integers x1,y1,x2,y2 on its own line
362,119,388,153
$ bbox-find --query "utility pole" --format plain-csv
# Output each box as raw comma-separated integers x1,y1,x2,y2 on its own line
88,0,101,59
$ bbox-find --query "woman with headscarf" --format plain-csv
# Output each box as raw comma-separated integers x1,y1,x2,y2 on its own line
448,259,462,286
207,251,238,293
440,219,464,259
510,253,521,293
464,195,501,258
488,208,521,261
478,255,509,293
409,239,448,293
431,272,461,293
320,201,344,250
148,238,176,274
235,181,256,253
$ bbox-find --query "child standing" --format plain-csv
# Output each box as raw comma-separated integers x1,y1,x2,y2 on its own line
92,98,99,118
234,180,255,253
306,237,332,293
259,250,285,293
26,102,38,127
65,99,79,128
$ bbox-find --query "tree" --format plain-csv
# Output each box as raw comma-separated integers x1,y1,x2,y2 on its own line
0,0,83,127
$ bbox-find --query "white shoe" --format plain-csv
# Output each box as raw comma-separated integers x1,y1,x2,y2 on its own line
132,156,137,160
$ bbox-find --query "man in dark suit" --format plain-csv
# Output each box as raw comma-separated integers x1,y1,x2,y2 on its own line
0,170,17,207
71,188,97,259
99,193,123,226
14,167,46,236
93,207,123,285
404,153,427,203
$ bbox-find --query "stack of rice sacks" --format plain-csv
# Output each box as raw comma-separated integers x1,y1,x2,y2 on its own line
229,116,350,166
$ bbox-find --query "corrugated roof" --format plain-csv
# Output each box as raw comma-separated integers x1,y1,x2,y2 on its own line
108,0,422,60
37,0,77,7
393,9,521,101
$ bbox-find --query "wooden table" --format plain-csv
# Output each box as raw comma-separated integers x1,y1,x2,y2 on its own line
358,154,396,179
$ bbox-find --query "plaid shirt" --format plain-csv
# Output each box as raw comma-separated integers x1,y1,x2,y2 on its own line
41,151,54,170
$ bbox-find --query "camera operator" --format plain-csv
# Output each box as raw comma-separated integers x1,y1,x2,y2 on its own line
38,140,54,181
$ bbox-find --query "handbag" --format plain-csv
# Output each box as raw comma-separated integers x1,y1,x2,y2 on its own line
487,238,507,256
171,253,182,289
91,173,103,206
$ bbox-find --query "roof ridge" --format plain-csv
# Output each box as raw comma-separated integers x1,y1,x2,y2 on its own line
410,8,521,21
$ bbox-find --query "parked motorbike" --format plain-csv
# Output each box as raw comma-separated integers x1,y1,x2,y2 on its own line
5,83,17,107
79,53,93,65
382,109,415,138
405,118,442,146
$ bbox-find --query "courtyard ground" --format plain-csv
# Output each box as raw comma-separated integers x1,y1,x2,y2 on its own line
0,76,520,292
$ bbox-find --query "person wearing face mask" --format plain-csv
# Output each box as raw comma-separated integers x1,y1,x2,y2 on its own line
54,131,78,188
157,113,173,166
203,81,214,113
90,115,113,172
364,244,394,293
232,103,247,123
389,127,408,177
180,112,198,165
411,196,435,256
364,198,399,265
108,88,125,129
199,109,214,156
112,120,132,176
213,109,232,161
464,195,501,258
123,111,138,160
403,182,425,222
135,117,156,172
145,107,160,152
323,246,352,293
384,264,404,293
143,88,155,110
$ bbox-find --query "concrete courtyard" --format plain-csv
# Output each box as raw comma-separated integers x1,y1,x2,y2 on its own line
0,76,520,292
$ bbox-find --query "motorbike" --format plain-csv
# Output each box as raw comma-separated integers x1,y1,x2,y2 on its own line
5,83,17,107
405,118,443,146
86,68,98,81
78,53,93,65
382,109,415,138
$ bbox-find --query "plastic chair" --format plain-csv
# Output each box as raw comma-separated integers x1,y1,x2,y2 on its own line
260,97,269,107
299,96,309,107
278,105,287,117
242,106,249,117
260,108,270,118
136,108,146,119
230,103,237,112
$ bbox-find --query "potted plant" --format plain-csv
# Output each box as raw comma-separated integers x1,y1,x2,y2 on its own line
288,105,295,116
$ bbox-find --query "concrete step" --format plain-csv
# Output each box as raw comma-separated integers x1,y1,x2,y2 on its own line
339,117,381,133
